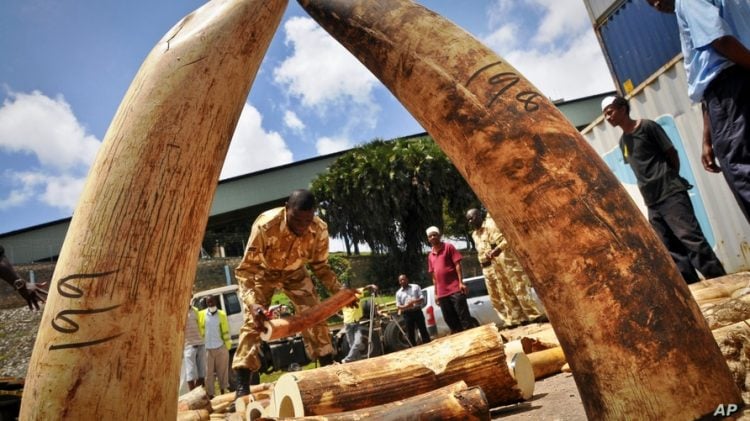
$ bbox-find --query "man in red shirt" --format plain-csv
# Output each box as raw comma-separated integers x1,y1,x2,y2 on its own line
426,226,474,333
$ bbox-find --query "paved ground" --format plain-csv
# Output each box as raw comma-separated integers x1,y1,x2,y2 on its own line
491,372,587,420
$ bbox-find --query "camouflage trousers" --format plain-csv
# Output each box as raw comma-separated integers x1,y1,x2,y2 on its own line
483,250,543,326
232,268,334,371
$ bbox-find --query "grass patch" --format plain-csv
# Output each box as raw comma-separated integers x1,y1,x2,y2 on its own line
260,361,317,383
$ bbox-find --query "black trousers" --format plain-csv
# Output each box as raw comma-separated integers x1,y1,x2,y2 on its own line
402,309,431,345
705,65,750,224
437,292,474,334
649,191,726,284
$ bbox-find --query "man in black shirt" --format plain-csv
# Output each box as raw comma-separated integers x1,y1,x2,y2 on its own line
602,95,726,284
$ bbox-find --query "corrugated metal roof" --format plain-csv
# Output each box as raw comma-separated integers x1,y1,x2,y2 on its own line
596,0,681,93
582,60,750,271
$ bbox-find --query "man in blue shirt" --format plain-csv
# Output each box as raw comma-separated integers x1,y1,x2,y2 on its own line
647,0,750,222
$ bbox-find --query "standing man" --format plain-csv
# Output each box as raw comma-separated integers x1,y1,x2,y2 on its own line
183,301,206,391
395,274,431,346
603,95,726,283
466,209,543,327
0,245,47,311
647,0,750,223
198,295,231,398
426,226,474,334
340,284,377,363
232,189,344,398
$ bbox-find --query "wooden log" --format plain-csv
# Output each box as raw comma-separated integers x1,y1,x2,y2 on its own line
528,347,567,380
260,289,358,341
503,323,559,348
18,1,288,419
178,386,212,412
690,272,750,306
703,294,750,330
246,399,271,421
211,383,273,407
267,324,533,416
260,382,489,421
712,319,750,404
295,0,742,418
177,409,210,421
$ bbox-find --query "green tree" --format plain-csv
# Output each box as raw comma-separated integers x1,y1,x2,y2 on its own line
311,135,479,286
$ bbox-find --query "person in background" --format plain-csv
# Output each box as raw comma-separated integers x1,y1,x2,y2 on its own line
466,209,544,327
340,284,378,363
426,226,474,334
198,295,231,398
395,274,431,346
0,245,47,311
646,0,750,223
603,95,726,283
341,284,378,363
183,301,206,391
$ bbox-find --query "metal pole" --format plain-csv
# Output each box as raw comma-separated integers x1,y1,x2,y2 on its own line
224,265,232,286
366,292,376,358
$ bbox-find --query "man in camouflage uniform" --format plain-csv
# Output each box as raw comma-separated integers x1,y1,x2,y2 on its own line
466,208,543,327
232,189,343,397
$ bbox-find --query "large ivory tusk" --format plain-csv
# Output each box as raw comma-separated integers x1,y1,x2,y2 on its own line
20,0,288,419
296,0,741,418
266,324,532,416
260,288,358,341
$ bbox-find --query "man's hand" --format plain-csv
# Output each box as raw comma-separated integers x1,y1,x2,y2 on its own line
14,280,48,311
459,282,467,295
346,299,360,309
251,304,269,333
701,141,721,173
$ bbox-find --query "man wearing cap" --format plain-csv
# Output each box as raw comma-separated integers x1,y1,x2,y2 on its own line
602,95,726,284
466,208,543,327
426,226,474,334
646,0,750,223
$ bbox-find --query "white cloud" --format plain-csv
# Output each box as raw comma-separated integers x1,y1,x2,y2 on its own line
528,0,591,45
0,90,98,212
481,0,614,101
0,90,100,171
41,174,85,209
483,24,519,51
316,136,353,155
501,30,613,100
283,110,305,132
220,103,293,179
273,17,379,110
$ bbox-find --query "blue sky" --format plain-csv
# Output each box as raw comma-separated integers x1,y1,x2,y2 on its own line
0,0,614,234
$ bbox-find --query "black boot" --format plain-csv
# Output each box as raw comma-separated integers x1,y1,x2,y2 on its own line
318,354,335,367
235,368,251,398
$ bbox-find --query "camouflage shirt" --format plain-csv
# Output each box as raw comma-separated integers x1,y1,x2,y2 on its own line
470,214,508,265
235,207,341,293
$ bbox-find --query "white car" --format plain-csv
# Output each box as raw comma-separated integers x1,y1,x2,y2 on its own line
421,275,504,338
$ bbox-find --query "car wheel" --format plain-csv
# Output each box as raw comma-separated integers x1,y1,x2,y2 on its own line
383,319,410,353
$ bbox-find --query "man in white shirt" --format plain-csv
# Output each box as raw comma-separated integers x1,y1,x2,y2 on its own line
395,274,431,346
198,295,231,398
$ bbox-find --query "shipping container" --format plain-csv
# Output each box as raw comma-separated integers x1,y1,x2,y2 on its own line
587,0,681,94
